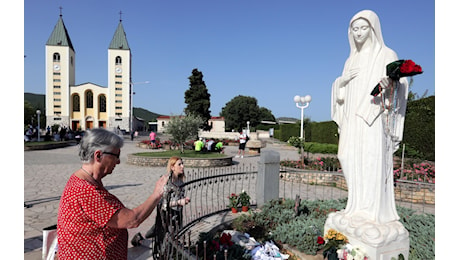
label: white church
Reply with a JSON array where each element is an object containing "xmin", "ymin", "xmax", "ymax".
[{"xmin": 45, "ymin": 13, "xmax": 133, "ymax": 132}]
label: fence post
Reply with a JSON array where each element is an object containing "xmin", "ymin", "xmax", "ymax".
[{"xmin": 256, "ymin": 150, "xmax": 280, "ymax": 207}]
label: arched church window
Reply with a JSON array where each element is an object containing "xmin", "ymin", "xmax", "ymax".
[
  {"xmin": 53, "ymin": 53, "xmax": 60, "ymax": 62},
  {"xmin": 99, "ymin": 95, "xmax": 106, "ymax": 112},
  {"xmin": 72, "ymin": 94, "xmax": 80, "ymax": 111},
  {"xmin": 115, "ymin": 56, "xmax": 122, "ymax": 65},
  {"xmin": 86, "ymin": 91, "xmax": 93, "ymax": 108}
]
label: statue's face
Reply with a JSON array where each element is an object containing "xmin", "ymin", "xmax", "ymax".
[{"xmin": 351, "ymin": 18, "xmax": 371, "ymax": 45}]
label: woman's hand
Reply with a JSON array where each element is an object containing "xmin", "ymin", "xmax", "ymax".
[
  {"xmin": 177, "ymin": 197, "xmax": 190, "ymax": 206},
  {"xmin": 340, "ymin": 68, "xmax": 359, "ymax": 87},
  {"xmin": 379, "ymin": 76, "xmax": 391, "ymax": 89},
  {"xmin": 153, "ymin": 174, "xmax": 169, "ymax": 198}
]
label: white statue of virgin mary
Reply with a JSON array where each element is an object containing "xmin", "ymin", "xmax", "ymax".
[{"xmin": 327, "ymin": 10, "xmax": 409, "ymax": 248}]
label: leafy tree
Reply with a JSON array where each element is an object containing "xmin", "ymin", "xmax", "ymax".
[
  {"xmin": 220, "ymin": 95, "xmax": 261, "ymax": 131},
  {"xmin": 24, "ymin": 101, "xmax": 35, "ymax": 127},
  {"xmin": 259, "ymin": 107, "xmax": 276, "ymax": 122},
  {"xmin": 184, "ymin": 68, "xmax": 211, "ymax": 130},
  {"xmin": 165, "ymin": 114, "xmax": 204, "ymax": 153},
  {"xmin": 24, "ymin": 100, "xmax": 45, "ymax": 130}
]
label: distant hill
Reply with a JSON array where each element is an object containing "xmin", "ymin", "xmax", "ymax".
[
  {"xmin": 133, "ymin": 107, "xmax": 162, "ymax": 122},
  {"xmin": 24, "ymin": 93, "xmax": 45, "ymax": 111},
  {"xmin": 24, "ymin": 93, "xmax": 163, "ymax": 122}
]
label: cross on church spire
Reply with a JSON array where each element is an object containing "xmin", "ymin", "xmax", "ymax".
[
  {"xmin": 59, "ymin": 6, "xmax": 63, "ymax": 17},
  {"xmin": 119, "ymin": 11, "xmax": 122, "ymax": 22}
]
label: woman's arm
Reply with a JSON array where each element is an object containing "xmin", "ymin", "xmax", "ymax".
[
  {"xmin": 169, "ymin": 197, "xmax": 190, "ymax": 207},
  {"xmin": 107, "ymin": 174, "xmax": 168, "ymax": 229}
]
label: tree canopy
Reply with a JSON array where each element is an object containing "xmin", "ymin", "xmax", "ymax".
[
  {"xmin": 220, "ymin": 95, "xmax": 274, "ymax": 131},
  {"xmin": 165, "ymin": 114, "xmax": 204, "ymax": 153}
]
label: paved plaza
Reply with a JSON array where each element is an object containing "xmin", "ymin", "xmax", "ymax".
[{"xmin": 24, "ymin": 137, "xmax": 300, "ymax": 260}]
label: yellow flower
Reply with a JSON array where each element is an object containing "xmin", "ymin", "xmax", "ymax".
[
  {"xmin": 336, "ymin": 233, "xmax": 345, "ymax": 241},
  {"xmin": 327, "ymin": 229, "xmax": 337, "ymax": 237}
]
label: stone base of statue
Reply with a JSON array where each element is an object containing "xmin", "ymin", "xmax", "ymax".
[
  {"xmin": 325, "ymin": 211, "xmax": 409, "ymax": 260},
  {"xmin": 246, "ymin": 140, "xmax": 262, "ymax": 155},
  {"xmin": 246, "ymin": 133, "xmax": 264, "ymax": 155}
]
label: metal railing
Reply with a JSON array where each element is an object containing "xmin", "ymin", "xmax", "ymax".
[
  {"xmin": 157, "ymin": 159, "xmax": 435, "ymax": 259},
  {"xmin": 179, "ymin": 163, "xmax": 258, "ymax": 236}
]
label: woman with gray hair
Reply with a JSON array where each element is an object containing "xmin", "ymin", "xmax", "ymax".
[{"xmin": 57, "ymin": 128, "xmax": 168, "ymax": 259}]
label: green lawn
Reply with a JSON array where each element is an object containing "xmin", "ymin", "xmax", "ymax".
[{"xmin": 133, "ymin": 150, "xmax": 228, "ymax": 158}]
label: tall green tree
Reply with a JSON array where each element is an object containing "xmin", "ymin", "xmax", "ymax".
[
  {"xmin": 165, "ymin": 114, "xmax": 204, "ymax": 153},
  {"xmin": 184, "ymin": 68, "xmax": 211, "ymax": 130},
  {"xmin": 259, "ymin": 107, "xmax": 276, "ymax": 122},
  {"xmin": 220, "ymin": 95, "xmax": 261, "ymax": 131}
]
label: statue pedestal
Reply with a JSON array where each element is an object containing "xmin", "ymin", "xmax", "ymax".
[
  {"xmin": 246, "ymin": 133, "xmax": 264, "ymax": 155},
  {"xmin": 246, "ymin": 140, "xmax": 262, "ymax": 155},
  {"xmin": 325, "ymin": 211, "xmax": 409, "ymax": 260}
]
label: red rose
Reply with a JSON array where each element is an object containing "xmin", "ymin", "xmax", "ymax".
[
  {"xmin": 219, "ymin": 233, "xmax": 233, "ymax": 246},
  {"xmin": 317, "ymin": 236, "xmax": 325, "ymax": 244},
  {"xmin": 400, "ymin": 60, "xmax": 416, "ymax": 74}
]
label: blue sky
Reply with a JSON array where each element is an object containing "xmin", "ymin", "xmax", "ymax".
[{"xmin": 23, "ymin": 0, "xmax": 435, "ymax": 122}]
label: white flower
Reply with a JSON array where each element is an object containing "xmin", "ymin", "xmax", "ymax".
[{"xmin": 351, "ymin": 247, "xmax": 366, "ymax": 260}]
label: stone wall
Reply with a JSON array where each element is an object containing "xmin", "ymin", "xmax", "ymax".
[
  {"xmin": 281, "ymin": 171, "xmax": 435, "ymax": 205},
  {"xmin": 127, "ymin": 154, "xmax": 233, "ymax": 167}
]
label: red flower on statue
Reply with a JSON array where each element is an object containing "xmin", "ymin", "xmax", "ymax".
[
  {"xmin": 399, "ymin": 59, "xmax": 422, "ymax": 75},
  {"xmin": 371, "ymin": 59, "xmax": 423, "ymax": 96}
]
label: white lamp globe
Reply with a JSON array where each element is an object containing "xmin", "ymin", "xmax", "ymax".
[
  {"xmin": 305, "ymin": 95, "xmax": 312, "ymax": 103},
  {"xmin": 294, "ymin": 95, "xmax": 301, "ymax": 103}
]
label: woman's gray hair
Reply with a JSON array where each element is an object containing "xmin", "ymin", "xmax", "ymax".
[{"xmin": 79, "ymin": 128, "xmax": 124, "ymax": 162}]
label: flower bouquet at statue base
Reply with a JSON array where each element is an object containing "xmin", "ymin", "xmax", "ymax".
[{"xmin": 370, "ymin": 59, "xmax": 423, "ymax": 96}]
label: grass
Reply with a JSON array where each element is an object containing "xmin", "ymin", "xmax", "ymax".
[
  {"xmin": 24, "ymin": 140, "xmax": 74, "ymax": 147},
  {"xmin": 133, "ymin": 149, "xmax": 228, "ymax": 158}
]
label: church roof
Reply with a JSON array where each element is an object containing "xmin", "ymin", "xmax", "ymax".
[
  {"xmin": 46, "ymin": 15, "xmax": 74, "ymax": 51},
  {"xmin": 109, "ymin": 21, "xmax": 130, "ymax": 50}
]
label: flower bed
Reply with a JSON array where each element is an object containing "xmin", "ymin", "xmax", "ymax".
[
  {"xmin": 193, "ymin": 198, "xmax": 434, "ymax": 259},
  {"xmin": 281, "ymin": 157, "xmax": 435, "ymax": 184}
]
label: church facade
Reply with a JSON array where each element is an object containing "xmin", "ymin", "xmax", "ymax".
[{"xmin": 45, "ymin": 14, "xmax": 132, "ymax": 132}]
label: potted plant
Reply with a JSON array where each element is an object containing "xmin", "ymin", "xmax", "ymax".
[
  {"xmin": 228, "ymin": 193, "xmax": 239, "ymax": 213},
  {"xmin": 238, "ymin": 190, "xmax": 251, "ymax": 212}
]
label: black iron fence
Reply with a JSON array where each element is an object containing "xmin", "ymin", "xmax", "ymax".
[{"xmin": 156, "ymin": 153, "xmax": 435, "ymax": 259}]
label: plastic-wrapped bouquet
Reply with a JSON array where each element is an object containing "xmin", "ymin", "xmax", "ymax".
[
  {"xmin": 337, "ymin": 244, "xmax": 369, "ymax": 260},
  {"xmin": 371, "ymin": 59, "xmax": 423, "ymax": 96}
]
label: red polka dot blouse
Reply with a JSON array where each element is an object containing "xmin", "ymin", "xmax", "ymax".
[{"xmin": 57, "ymin": 174, "xmax": 128, "ymax": 259}]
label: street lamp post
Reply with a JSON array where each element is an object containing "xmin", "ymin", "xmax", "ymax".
[
  {"xmin": 36, "ymin": 110, "xmax": 41, "ymax": 142},
  {"xmin": 293, "ymin": 95, "xmax": 312, "ymax": 167},
  {"xmin": 129, "ymin": 81, "xmax": 150, "ymax": 133}
]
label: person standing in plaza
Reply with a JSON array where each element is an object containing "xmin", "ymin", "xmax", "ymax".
[
  {"xmin": 145, "ymin": 156, "xmax": 191, "ymax": 258},
  {"xmin": 57, "ymin": 128, "xmax": 168, "ymax": 259},
  {"xmin": 236, "ymin": 131, "xmax": 247, "ymax": 158},
  {"xmin": 149, "ymin": 131, "xmax": 157, "ymax": 148}
]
